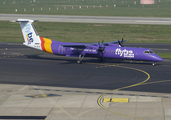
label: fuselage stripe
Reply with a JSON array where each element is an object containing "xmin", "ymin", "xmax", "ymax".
[
  {"xmin": 40, "ymin": 37, "xmax": 53, "ymax": 54},
  {"xmin": 40, "ymin": 37, "xmax": 46, "ymax": 52},
  {"xmin": 43, "ymin": 38, "xmax": 53, "ymax": 54}
]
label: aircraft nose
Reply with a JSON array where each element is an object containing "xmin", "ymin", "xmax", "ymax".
[{"xmin": 151, "ymin": 54, "xmax": 163, "ymax": 62}]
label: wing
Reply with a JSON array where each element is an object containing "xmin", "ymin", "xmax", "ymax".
[
  {"xmin": 61, "ymin": 44, "xmax": 99, "ymax": 55},
  {"xmin": 103, "ymin": 40, "xmax": 126, "ymax": 46},
  {"xmin": 61, "ymin": 43, "xmax": 98, "ymax": 49},
  {"xmin": 60, "ymin": 39, "xmax": 126, "ymax": 48},
  {"xmin": 61, "ymin": 44, "xmax": 87, "ymax": 48}
]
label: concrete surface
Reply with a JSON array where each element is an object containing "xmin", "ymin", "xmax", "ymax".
[{"xmin": 0, "ymin": 84, "xmax": 171, "ymax": 120}]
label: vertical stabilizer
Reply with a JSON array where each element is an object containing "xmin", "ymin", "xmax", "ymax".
[{"xmin": 16, "ymin": 19, "xmax": 42, "ymax": 50}]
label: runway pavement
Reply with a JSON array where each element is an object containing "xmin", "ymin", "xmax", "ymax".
[
  {"xmin": 1, "ymin": 14, "xmax": 171, "ymax": 25},
  {"xmin": 0, "ymin": 43, "xmax": 171, "ymax": 120}
]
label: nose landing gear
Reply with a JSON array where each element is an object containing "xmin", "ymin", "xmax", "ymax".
[{"xmin": 152, "ymin": 62, "xmax": 156, "ymax": 66}]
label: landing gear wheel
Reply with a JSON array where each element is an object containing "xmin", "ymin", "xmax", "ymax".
[
  {"xmin": 77, "ymin": 55, "xmax": 84, "ymax": 64},
  {"xmin": 98, "ymin": 58, "xmax": 103, "ymax": 62},
  {"xmin": 152, "ymin": 62, "xmax": 156, "ymax": 66},
  {"xmin": 77, "ymin": 60, "xmax": 82, "ymax": 64}
]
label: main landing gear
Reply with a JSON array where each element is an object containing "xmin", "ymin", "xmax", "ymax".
[
  {"xmin": 152, "ymin": 62, "xmax": 156, "ymax": 66},
  {"xmin": 77, "ymin": 55, "xmax": 84, "ymax": 64},
  {"xmin": 98, "ymin": 58, "xmax": 103, "ymax": 62}
]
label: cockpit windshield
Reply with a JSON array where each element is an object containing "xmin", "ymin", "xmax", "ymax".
[{"xmin": 144, "ymin": 50, "xmax": 155, "ymax": 54}]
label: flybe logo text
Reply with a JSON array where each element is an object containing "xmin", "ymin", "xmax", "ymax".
[
  {"xmin": 25, "ymin": 24, "xmax": 34, "ymax": 45},
  {"xmin": 115, "ymin": 48, "xmax": 134, "ymax": 58},
  {"xmin": 26, "ymin": 33, "xmax": 33, "ymax": 45}
]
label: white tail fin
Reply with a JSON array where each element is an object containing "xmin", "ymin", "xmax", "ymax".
[{"xmin": 16, "ymin": 19, "xmax": 42, "ymax": 50}]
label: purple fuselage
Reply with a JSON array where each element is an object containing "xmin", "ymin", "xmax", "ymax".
[{"xmin": 49, "ymin": 40, "xmax": 163, "ymax": 62}]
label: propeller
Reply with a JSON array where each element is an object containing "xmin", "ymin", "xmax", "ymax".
[
  {"xmin": 118, "ymin": 38, "xmax": 124, "ymax": 47},
  {"xmin": 97, "ymin": 40, "xmax": 105, "ymax": 62}
]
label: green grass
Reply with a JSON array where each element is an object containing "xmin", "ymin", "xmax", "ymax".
[
  {"xmin": 156, "ymin": 53, "xmax": 171, "ymax": 59},
  {"xmin": 1, "ymin": 21, "xmax": 171, "ymax": 43},
  {"xmin": 0, "ymin": 0, "xmax": 171, "ymax": 17}
]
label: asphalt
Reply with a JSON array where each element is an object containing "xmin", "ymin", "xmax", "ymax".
[
  {"xmin": 0, "ymin": 43, "xmax": 171, "ymax": 120},
  {"xmin": 1, "ymin": 14, "xmax": 171, "ymax": 25},
  {"xmin": 0, "ymin": 43, "xmax": 171, "ymax": 93}
]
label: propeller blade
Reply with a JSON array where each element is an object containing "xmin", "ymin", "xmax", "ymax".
[
  {"xmin": 121, "ymin": 38, "xmax": 124, "ymax": 44},
  {"xmin": 118, "ymin": 38, "xmax": 124, "ymax": 47},
  {"xmin": 97, "ymin": 40, "xmax": 105, "ymax": 62},
  {"xmin": 118, "ymin": 40, "xmax": 121, "ymax": 46}
]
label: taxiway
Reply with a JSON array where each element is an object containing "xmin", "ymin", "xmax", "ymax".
[{"xmin": 0, "ymin": 43, "xmax": 171, "ymax": 120}]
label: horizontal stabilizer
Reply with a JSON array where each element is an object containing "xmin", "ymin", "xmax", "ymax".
[{"xmin": 15, "ymin": 19, "xmax": 39, "ymax": 22}]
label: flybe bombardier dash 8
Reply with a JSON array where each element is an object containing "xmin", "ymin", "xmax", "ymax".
[{"xmin": 16, "ymin": 19, "xmax": 163, "ymax": 66}]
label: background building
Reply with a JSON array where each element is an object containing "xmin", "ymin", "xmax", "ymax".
[{"xmin": 140, "ymin": 0, "xmax": 155, "ymax": 4}]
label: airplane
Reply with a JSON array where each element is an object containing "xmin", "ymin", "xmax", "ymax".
[{"xmin": 15, "ymin": 19, "xmax": 163, "ymax": 66}]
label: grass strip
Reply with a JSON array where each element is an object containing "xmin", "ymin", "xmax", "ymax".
[
  {"xmin": 156, "ymin": 53, "xmax": 171, "ymax": 59},
  {"xmin": 0, "ymin": 21, "xmax": 171, "ymax": 43}
]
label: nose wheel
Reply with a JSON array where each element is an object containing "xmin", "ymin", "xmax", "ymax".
[
  {"xmin": 77, "ymin": 60, "xmax": 82, "ymax": 64},
  {"xmin": 152, "ymin": 62, "xmax": 156, "ymax": 66}
]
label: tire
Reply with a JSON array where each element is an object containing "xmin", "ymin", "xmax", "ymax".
[
  {"xmin": 77, "ymin": 60, "xmax": 82, "ymax": 64},
  {"xmin": 152, "ymin": 62, "xmax": 156, "ymax": 66}
]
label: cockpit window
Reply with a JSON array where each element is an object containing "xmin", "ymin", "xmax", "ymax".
[
  {"xmin": 144, "ymin": 50, "xmax": 155, "ymax": 54},
  {"xmin": 144, "ymin": 51, "xmax": 149, "ymax": 54},
  {"xmin": 149, "ymin": 51, "xmax": 154, "ymax": 53}
]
